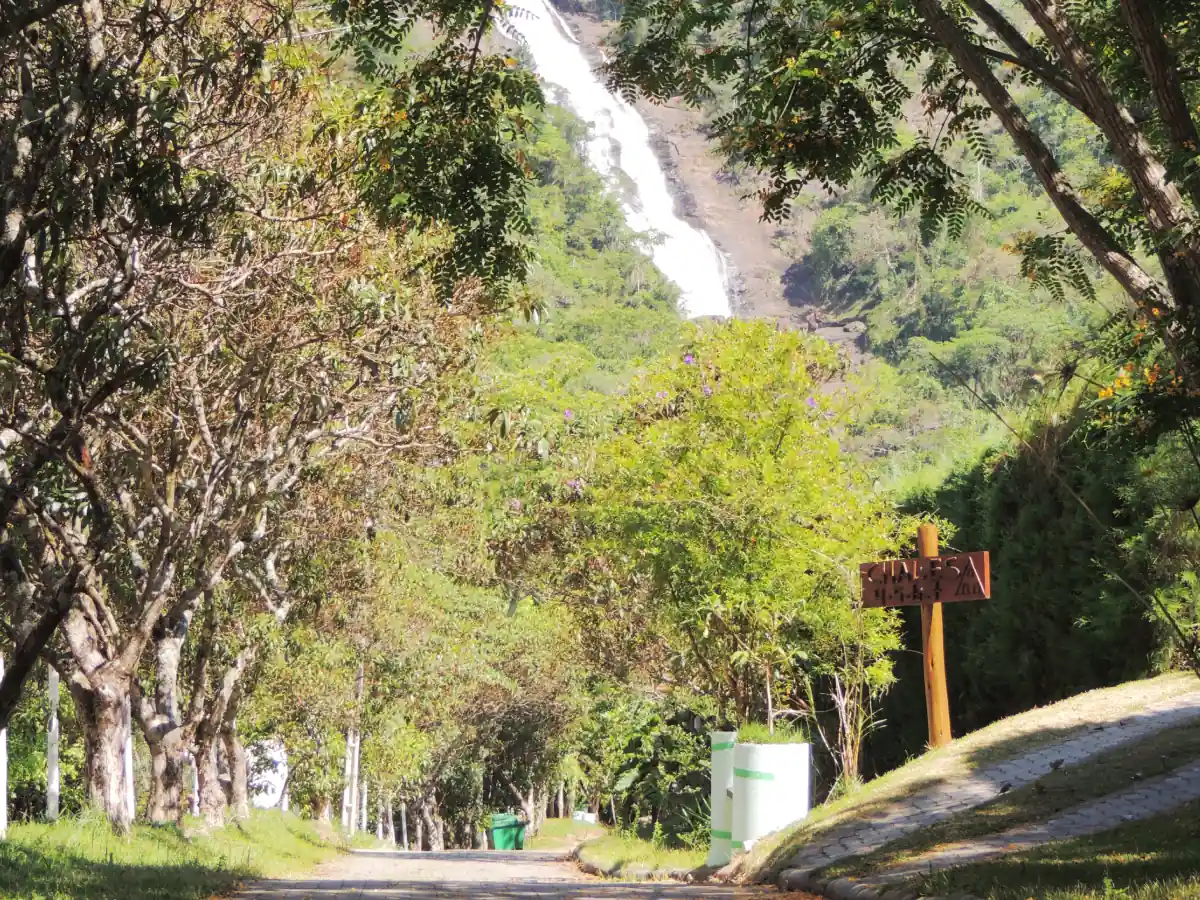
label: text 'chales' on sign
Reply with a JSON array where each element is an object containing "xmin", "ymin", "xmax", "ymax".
[{"xmin": 859, "ymin": 551, "xmax": 991, "ymax": 609}]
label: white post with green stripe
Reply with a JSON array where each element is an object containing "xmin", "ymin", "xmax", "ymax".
[
  {"xmin": 705, "ymin": 731, "xmax": 736, "ymax": 867},
  {"xmin": 731, "ymin": 741, "xmax": 811, "ymax": 852}
]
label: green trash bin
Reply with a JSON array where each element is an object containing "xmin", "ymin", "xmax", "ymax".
[{"xmin": 487, "ymin": 813, "xmax": 526, "ymax": 850}]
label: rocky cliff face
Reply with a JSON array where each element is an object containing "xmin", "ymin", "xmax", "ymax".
[{"xmin": 562, "ymin": 11, "xmax": 866, "ymax": 355}]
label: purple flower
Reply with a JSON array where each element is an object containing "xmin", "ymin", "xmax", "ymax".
[
  {"xmin": 702, "ymin": 384, "xmax": 713, "ymax": 397},
  {"xmin": 564, "ymin": 409, "xmax": 574, "ymax": 421},
  {"xmin": 683, "ymin": 353, "xmax": 695, "ymax": 365},
  {"xmin": 806, "ymin": 396, "xmax": 818, "ymax": 408},
  {"xmin": 656, "ymin": 390, "xmax": 669, "ymax": 400}
]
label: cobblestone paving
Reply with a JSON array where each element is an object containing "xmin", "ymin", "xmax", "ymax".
[
  {"xmin": 870, "ymin": 758, "xmax": 1200, "ymax": 883},
  {"xmin": 237, "ymin": 850, "xmax": 774, "ymax": 899},
  {"xmin": 788, "ymin": 690, "xmax": 1200, "ymax": 872}
]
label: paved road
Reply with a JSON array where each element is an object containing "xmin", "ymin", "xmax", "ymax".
[{"xmin": 238, "ymin": 850, "xmax": 777, "ymax": 899}]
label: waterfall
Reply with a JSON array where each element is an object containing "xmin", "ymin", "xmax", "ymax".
[{"xmin": 506, "ymin": 0, "xmax": 733, "ymax": 319}]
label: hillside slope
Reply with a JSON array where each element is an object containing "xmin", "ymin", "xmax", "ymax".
[{"xmin": 735, "ymin": 674, "xmax": 1200, "ymax": 899}]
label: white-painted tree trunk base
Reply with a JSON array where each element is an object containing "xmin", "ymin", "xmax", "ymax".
[
  {"xmin": 731, "ymin": 742, "xmax": 811, "ymax": 852},
  {"xmin": 360, "ymin": 778, "xmax": 368, "ymax": 833},
  {"xmin": 122, "ymin": 697, "xmax": 135, "ymax": 822},
  {"xmin": 706, "ymin": 731, "xmax": 736, "ymax": 867},
  {"xmin": 46, "ymin": 666, "xmax": 59, "ymax": 821},
  {"xmin": 190, "ymin": 754, "xmax": 200, "ymax": 817}
]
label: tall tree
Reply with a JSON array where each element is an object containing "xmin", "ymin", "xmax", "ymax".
[
  {"xmin": 564, "ymin": 323, "xmax": 912, "ymax": 780},
  {"xmin": 605, "ymin": 0, "xmax": 1200, "ymax": 402}
]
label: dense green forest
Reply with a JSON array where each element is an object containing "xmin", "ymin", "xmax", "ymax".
[{"xmin": 3, "ymin": 0, "xmax": 1200, "ymax": 875}]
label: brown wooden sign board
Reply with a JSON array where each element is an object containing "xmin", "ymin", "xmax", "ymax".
[{"xmin": 859, "ymin": 551, "xmax": 991, "ymax": 609}]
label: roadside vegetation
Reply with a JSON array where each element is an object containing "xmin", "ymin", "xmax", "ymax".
[
  {"xmin": 576, "ymin": 832, "xmax": 707, "ymax": 879},
  {"xmin": 5, "ymin": 0, "xmax": 1200, "ymax": 899},
  {"xmin": 0, "ymin": 812, "xmax": 340, "ymax": 900}
]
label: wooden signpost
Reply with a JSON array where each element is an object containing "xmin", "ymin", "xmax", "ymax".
[{"xmin": 859, "ymin": 524, "xmax": 991, "ymax": 748}]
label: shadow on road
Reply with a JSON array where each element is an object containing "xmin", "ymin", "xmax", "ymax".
[
  {"xmin": 349, "ymin": 850, "xmax": 570, "ymax": 863},
  {"xmin": 239, "ymin": 882, "xmax": 762, "ymax": 898}
]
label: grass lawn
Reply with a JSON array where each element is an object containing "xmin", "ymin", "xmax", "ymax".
[
  {"xmin": 525, "ymin": 817, "xmax": 606, "ymax": 851},
  {"xmin": 822, "ymin": 717, "xmax": 1200, "ymax": 878},
  {"xmin": 0, "ymin": 809, "xmax": 343, "ymax": 899},
  {"xmin": 736, "ymin": 672, "xmax": 1200, "ymax": 882},
  {"xmin": 923, "ymin": 799, "xmax": 1200, "ymax": 899},
  {"xmin": 578, "ymin": 832, "xmax": 707, "ymax": 878}
]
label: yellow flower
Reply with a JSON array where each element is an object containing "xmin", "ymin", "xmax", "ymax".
[{"xmin": 1099, "ymin": 386, "xmax": 1114, "ymax": 399}]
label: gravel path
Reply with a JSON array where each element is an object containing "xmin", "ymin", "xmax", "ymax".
[{"xmin": 238, "ymin": 849, "xmax": 777, "ymax": 899}]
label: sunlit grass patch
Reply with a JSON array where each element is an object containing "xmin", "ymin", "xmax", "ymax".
[{"xmin": 0, "ymin": 809, "xmax": 342, "ymax": 899}]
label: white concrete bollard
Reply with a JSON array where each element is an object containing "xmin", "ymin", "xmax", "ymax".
[
  {"xmin": 706, "ymin": 730, "xmax": 737, "ymax": 867},
  {"xmin": 731, "ymin": 742, "xmax": 811, "ymax": 853}
]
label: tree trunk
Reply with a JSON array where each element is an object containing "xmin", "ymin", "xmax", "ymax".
[
  {"xmin": 122, "ymin": 697, "xmax": 136, "ymax": 821},
  {"xmin": 912, "ymin": 0, "xmax": 1169, "ymax": 309},
  {"xmin": 420, "ymin": 794, "xmax": 444, "ymax": 851},
  {"xmin": 348, "ymin": 731, "xmax": 361, "ymax": 834},
  {"xmin": 69, "ymin": 669, "xmax": 133, "ymax": 832},
  {"xmin": 1018, "ymin": 0, "xmax": 1200, "ymax": 314},
  {"xmin": 557, "ymin": 782, "xmax": 564, "ymax": 819},
  {"xmin": 0, "ymin": 571, "xmax": 77, "ymax": 734},
  {"xmin": 400, "ymin": 801, "xmax": 409, "ymax": 850},
  {"xmin": 341, "ymin": 729, "xmax": 355, "ymax": 830},
  {"xmin": 318, "ymin": 796, "xmax": 332, "ymax": 823},
  {"xmin": 385, "ymin": 795, "xmax": 394, "ymax": 843},
  {"xmin": 146, "ymin": 736, "xmax": 185, "ymax": 825},
  {"xmin": 196, "ymin": 734, "xmax": 226, "ymax": 828},
  {"xmin": 46, "ymin": 664, "xmax": 59, "ymax": 821},
  {"xmin": 376, "ymin": 791, "xmax": 384, "ymax": 840},
  {"xmin": 189, "ymin": 753, "xmax": 200, "ymax": 817},
  {"xmin": 360, "ymin": 776, "xmax": 368, "ymax": 834},
  {"xmin": 1118, "ymin": 0, "xmax": 1200, "ymax": 214},
  {"xmin": 766, "ymin": 664, "xmax": 775, "ymax": 734},
  {"xmin": 277, "ymin": 762, "xmax": 292, "ymax": 814},
  {"xmin": 223, "ymin": 709, "xmax": 250, "ymax": 822},
  {"xmin": 139, "ymin": 608, "xmax": 194, "ymax": 826},
  {"xmin": 0, "ymin": 655, "xmax": 7, "ymax": 838},
  {"xmin": 414, "ymin": 808, "xmax": 424, "ymax": 851}
]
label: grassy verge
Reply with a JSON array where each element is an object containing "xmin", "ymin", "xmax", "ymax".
[
  {"xmin": 0, "ymin": 809, "xmax": 343, "ymax": 899},
  {"xmin": 577, "ymin": 833, "xmax": 707, "ymax": 879},
  {"xmin": 923, "ymin": 799, "xmax": 1200, "ymax": 900},
  {"xmin": 822, "ymin": 718, "xmax": 1200, "ymax": 878},
  {"xmin": 525, "ymin": 817, "xmax": 606, "ymax": 851},
  {"xmin": 737, "ymin": 672, "xmax": 1199, "ymax": 882}
]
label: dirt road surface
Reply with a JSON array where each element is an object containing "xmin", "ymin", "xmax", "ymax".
[{"xmin": 237, "ymin": 849, "xmax": 779, "ymax": 899}]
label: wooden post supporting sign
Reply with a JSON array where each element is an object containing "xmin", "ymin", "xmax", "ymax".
[
  {"xmin": 859, "ymin": 526, "xmax": 991, "ymax": 749},
  {"xmin": 918, "ymin": 524, "xmax": 952, "ymax": 748}
]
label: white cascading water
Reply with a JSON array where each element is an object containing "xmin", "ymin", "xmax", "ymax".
[{"xmin": 506, "ymin": 0, "xmax": 733, "ymax": 319}]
